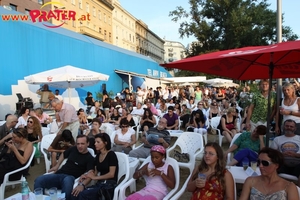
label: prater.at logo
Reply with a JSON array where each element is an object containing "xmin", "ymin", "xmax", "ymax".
[{"xmin": 1, "ymin": 1, "xmax": 90, "ymax": 28}]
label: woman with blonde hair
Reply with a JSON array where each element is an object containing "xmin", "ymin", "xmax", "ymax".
[
  {"xmin": 217, "ymin": 107, "xmax": 237, "ymax": 143},
  {"xmin": 278, "ymin": 82, "xmax": 300, "ymax": 135}
]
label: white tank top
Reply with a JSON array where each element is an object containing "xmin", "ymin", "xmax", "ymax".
[{"xmin": 281, "ymin": 97, "xmax": 300, "ymax": 123}]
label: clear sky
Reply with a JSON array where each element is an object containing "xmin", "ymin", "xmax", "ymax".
[{"xmin": 119, "ymin": 0, "xmax": 300, "ymax": 47}]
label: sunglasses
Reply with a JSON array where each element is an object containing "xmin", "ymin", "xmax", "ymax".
[
  {"xmin": 198, "ymin": 103, "xmax": 203, "ymax": 105},
  {"xmin": 257, "ymin": 159, "xmax": 273, "ymax": 167},
  {"xmin": 27, "ymin": 120, "xmax": 33, "ymax": 124},
  {"xmin": 121, "ymin": 125, "xmax": 129, "ymax": 128}
]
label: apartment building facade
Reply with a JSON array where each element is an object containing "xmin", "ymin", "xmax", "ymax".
[
  {"xmin": 164, "ymin": 40, "xmax": 186, "ymax": 64},
  {"xmin": 1, "ymin": 0, "xmax": 166, "ymax": 63}
]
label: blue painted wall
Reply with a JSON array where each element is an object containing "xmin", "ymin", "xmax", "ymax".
[{"xmin": 0, "ymin": 7, "xmax": 170, "ymax": 98}]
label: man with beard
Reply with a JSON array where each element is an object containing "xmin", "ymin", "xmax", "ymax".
[
  {"xmin": 128, "ymin": 118, "xmax": 170, "ymax": 158},
  {"xmin": 270, "ymin": 119, "xmax": 300, "ymax": 185}
]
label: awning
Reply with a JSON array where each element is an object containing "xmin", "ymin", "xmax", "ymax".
[{"xmin": 114, "ymin": 69, "xmax": 173, "ymax": 82}]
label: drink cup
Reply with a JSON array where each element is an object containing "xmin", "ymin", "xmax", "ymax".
[
  {"xmin": 49, "ymin": 187, "xmax": 57, "ymax": 200},
  {"xmin": 251, "ymin": 161, "xmax": 257, "ymax": 171},
  {"xmin": 34, "ymin": 188, "xmax": 43, "ymax": 200},
  {"xmin": 242, "ymin": 161, "xmax": 249, "ymax": 171},
  {"xmin": 198, "ymin": 173, "xmax": 206, "ymax": 181}
]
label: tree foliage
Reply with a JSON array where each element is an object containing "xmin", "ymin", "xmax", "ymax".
[{"xmin": 169, "ymin": 0, "xmax": 298, "ymax": 57}]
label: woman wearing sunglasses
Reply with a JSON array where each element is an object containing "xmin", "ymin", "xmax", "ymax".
[
  {"xmin": 26, "ymin": 116, "xmax": 42, "ymax": 166},
  {"xmin": 0, "ymin": 128, "xmax": 33, "ymax": 184},
  {"xmin": 239, "ymin": 147, "xmax": 298, "ymax": 200},
  {"xmin": 111, "ymin": 118, "xmax": 136, "ymax": 154}
]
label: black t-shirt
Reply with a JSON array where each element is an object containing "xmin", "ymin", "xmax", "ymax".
[
  {"xmin": 95, "ymin": 151, "xmax": 118, "ymax": 182},
  {"xmin": 56, "ymin": 146, "xmax": 94, "ymax": 178},
  {"xmin": 85, "ymin": 97, "xmax": 94, "ymax": 106}
]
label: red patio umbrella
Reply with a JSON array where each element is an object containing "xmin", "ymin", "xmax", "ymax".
[
  {"xmin": 161, "ymin": 40, "xmax": 300, "ymax": 80},
  {"xmin": 161, "ymin": 40, "xmax": 300, "ymax": 146}
]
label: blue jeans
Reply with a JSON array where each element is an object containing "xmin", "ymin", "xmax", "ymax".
[
  {"xmin": 234, "ymin": 148, "xmax": 258, "ymax": 166},
  {"xmin": 34, "ymin": 173, "xmax": 75, "ymax": 200}
]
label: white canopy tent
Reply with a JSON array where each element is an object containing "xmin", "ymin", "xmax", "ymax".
[
  {"xmin": 202, "ymin": 78, "xmax": 233, "ymax": 84},
  {"xmin": 24, "ymin": 65, "xmax": 109, "ymax": 103}
]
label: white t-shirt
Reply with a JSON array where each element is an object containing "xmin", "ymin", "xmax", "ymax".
[
  {"xmin": 271, "ymin": 135, "xmax": 300, "ymax": 153},
  {"xmin": 115, "ymin": 128, "xmax": 135, "ymax": 143},
  {"xmin": 131, "ymin": 108, "xmax": 144, "ymax": 116}
]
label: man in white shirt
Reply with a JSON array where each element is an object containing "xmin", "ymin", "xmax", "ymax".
[
  {"xmin": 136, "ymin": 86, "xmax": 144, "ymax": 104},
  {"xmin": 55, "ymin": 89, "xmax": 63, "ymax": 101},
  {"xmin": 131, "ymin": 102, "xmax": 144, "ymax": 117},
  {"xmin": 271, "ymin": 119, "xmax": 300, "ymax": 185}
]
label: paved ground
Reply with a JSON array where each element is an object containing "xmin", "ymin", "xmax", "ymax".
[{"xmin": 4, "ymin": 133, "xmax": 230, "ymax": 199}]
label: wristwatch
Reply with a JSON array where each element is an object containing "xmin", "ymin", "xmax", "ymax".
[{"xmin": 78, "ymin": 182, "xmax": 85, "ymax": 189}]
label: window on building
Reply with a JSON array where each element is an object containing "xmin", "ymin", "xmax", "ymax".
[
  {"xmin": 93, "ymin": 7, "xmax": 96, "ymax": 17},
  {"xmin": 71, "ymin": 0, "xmax": 75, "ymax": 5},
  {"xmin": 104, "ymin": 30, "xmax": 107, "ymax": 40},
  {"xmin": 86, "ymin": 3, "xmax": 89, "ymax": 13},
  {"xmin": 79, "ymin": 0, "xmax": 82, "ymax": 9},
  {"xmin": 108, "ymin": 16, "xmax": 111, "ymax": 25},
  {"xmin": 72, "ymin": 20, "xmax": 76, "ymax": 27},
  {"xmin": 99, "ymin": 27, "xmax": 102, "ymax": 33},
  {"xmin": 25, "ymin": 9, "xmax": 30, "ymax": 15},
  {"xmin": 87, "ymin": 21, "xmax": 90, "ymax": 28},
  {"xmin": 98, "ymin": 11, "xmax": 101, "ymax": 20},
  {"xmin": 109, "ymin": 32, "xmax": 111, "ymax": 42},
  {"xmin": 104, "ymin": 13, "xmax": 106, "ymax": 23},
  {"xmin": 9, "ymin": 4, "xmax": 17, "ymax": 11}
]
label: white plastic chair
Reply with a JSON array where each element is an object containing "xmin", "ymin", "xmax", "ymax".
[
  {"xmin": 167, "ymin": 132, "xmax": 204, "ymax": 173},
  {"xmin": 42, "ymin": 127, "xmax": 50, "ymax": 136},
  {"xmin": 279, "ymin": 173, "xmax": 298, "ymax": 183},
  {"xmin": 297, "ymin": 186, "xmax": 300, "ymax": 198},
  {"xmin": 170, "ymin": 173, "xmax": 192, "ymax": 200},
  {"xmin": 41, "ymin": 133, "xmax": 57, "ymax": 172},
  {"xmin": 0, "ymin": 147, "xmax": 36, "ymax": 200},
  {"xmin": 210, "ymin": 116, "xmax": 225, "ymax": 146},
  {"xmin": 226, "ymin": 133, "xmax": 242, "ymax": 165},
  {"xmin": 118, "ymin": 156, "xmax": 180, "ymax": 200}
]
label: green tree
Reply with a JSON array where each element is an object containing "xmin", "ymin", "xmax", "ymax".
[{"xmin": 169, "ymin": 0, "xmax": 298, "ymax": 57}]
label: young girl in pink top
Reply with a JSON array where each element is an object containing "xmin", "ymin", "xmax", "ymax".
[{"xmin": 126, "ymin": 145, "xmax": 175, "ymax": 200}]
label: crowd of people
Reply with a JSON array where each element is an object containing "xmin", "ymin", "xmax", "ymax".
[{"xmin": 1, "ymin": 79, "xmax": 300, "ymax": 199}]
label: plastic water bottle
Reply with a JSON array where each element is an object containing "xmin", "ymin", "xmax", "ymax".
[{"xmin": 21, "ymin": 177, "xmax": 29, "ymax": 200}]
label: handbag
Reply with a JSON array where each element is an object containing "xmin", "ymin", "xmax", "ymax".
[
  {"xmin": 170, "ymin": 150, "xmax": 190, "ymax": 163},
  {"xmin": 97, "ymin": 180, "xmax": 117, "ymax": 200}
]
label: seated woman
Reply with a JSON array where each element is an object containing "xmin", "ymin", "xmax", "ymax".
[
  {"xmin": 126, "ymin": 145, "xmax": 176, "ymax": 200},
  {"xmin": 48, "ymin": 129, "xmax": 75, "ymax": 168},
  {"xmin": 26, "ymin": 116, "xmax": 42, "ymax": 166},
  {"xmin": 187, "ymin": 110, "xmax": 207, "ymax": 135},
  {"xmin": 107, "ymin": 108, "xmax": 121, "ymax": 124},
  {"xmin": 111, "ymin": 118, "xmax": 136, "ymax": 154},
  {"xmin": 15, "ymin": 107, "xmax": 30, "ymax": 128},
  {"xmin": 225, "ymin": 125, "xmax": 266, "ymax": 166},
  {"xmin": 174, "ymin": 103, "xmax": 181, "ymax": 116},
  {"xmin": 34, "ymin": 108, "xmax": 53, "ymax": 127},
  {"xmin": 95, "ymin": 109, "xmax": 106, "ymax": 123},
  {"xmin": 0, "ymin": 128, "xmax": 33, "ymax": 184},
  {"xmin": 239, "ymin": 147, "xmax": 298, "ymax": 200},
  {"xmin": 84, "ymin": 118, "xmax": 104, "ymax": 150},
  {"xmin": 71, "ymin": 133, "xmax": 118, "ymax": 200},
  {"xmin": 217, "ymin": 107, "xmax": 238, "ymax": 143},
  {"xmin": 116, "ymin": 108, "xmax": 135, "ymax": 127},
  {"xmin": 209, "ymin": 102, "xmax": 221, "ymax": 119},
  {"xmin": 78, "ymin": 108, "xmax": 89, "ymax": 135},
  {"xmin": 139, "ymin": 108, "xmax": 156, "ymax": 132},
  {"xmin": 180, "ymin": 104, "xmax": 191, "ymax": 128},
  {"xmin": 155, "ymin": 98, "xmax": 161, "ymax": 109},
  {"xmin": 159, "ymin": 99, "xmax": 168, "ymax": 114},
  {"xmin": 187, "ymin": 142, "xmax": 234, "ymax": 200}
]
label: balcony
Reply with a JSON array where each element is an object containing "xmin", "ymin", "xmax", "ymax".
[{"xmin": 79, "ymin": 26, "xmax": 104, "ymax": 41}]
